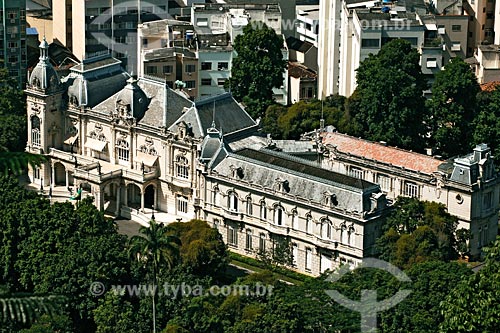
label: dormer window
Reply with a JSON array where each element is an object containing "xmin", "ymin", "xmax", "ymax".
[
  {"xmin": 323, "ymin": 192, "xmax": 338, "ymax": 207},
  {"xmin": 274, "ymin": 178, "xmax": 290, "ymax": 193},
  {"xmin": 274, "ymin": 205, "xmax": 284, "ymax": 226},
  {"xmin": 230, "ymin": 165, "xmax": 244, "ymax": 179}
]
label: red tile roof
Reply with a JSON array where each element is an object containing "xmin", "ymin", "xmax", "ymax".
[
  {"xmin": 322, "ymin": 132, "xmax": 443, "ymax": 174},
  {"xmin": 480, "ymin": 81, "xmax": 500, "ymax": 92}
]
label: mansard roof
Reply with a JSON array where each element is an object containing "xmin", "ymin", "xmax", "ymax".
[
  {"xmin": 210, "ymin": 148, "xmax": 381, "ymax": 214},
  {"xmin": 168, "ymin": 93, "xmax": 257, "ymax": 138},
  {"xmin": 93, "ymin": 76, "xmax": 193, "ymax": 127},
  {"xmin": 322, "ymin": 132, "xmax": 443, "ymax": 174}
]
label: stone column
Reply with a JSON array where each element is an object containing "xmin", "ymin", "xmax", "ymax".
[
  {"xmin": 65, "ymin": 170, "xmax": 69, "ymax": 188},
  {"xmin": 124, "ymin": 184, "xmax": 128, "ymax": 207},
  {"xmin": 51, "ymin": 163, "xmax": 55, "ymax": 188},
  {"xmin": 115, "ymin": 185, "xmax": 121, "ymax": 215},
  {"xmin": 95, "ymin": 186, "xmax": 104, "ymax": 211},
  {"xmin": 140, "ymin": 188, "xmax": 145, "ymax": 212}
]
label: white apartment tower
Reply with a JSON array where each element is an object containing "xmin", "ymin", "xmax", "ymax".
[{"xmin": 317, "ymin": 0, "xmax": 341, "ymax": 98}]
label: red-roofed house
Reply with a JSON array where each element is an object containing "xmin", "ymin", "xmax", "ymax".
[{"xmin": 321, "ymin": 132, "xmax": 500, "ymax": 257}]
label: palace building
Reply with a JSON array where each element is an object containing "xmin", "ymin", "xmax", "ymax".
[{"xmin": 26, "ymin": 40, "xmax": 390, "ymax": 276}]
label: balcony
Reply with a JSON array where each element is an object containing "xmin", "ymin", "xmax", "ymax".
[
  {"xmin": 423, "ymin": 38, "xmax": 442, "ymax": 48},
  {"xmin": 122, "ymin": 168, "xmax": 159, "ymax": 183}
]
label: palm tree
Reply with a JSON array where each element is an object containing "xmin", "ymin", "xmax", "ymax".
[{"xmin": 128, "ymin": 219, "xmax": 181, "ymax": 333}]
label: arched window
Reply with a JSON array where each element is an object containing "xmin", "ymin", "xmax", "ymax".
[
  {"xmin": 341, "ymin": 224, "xmax": 348, "ymax": 244},
  {"xmin": 176, "ymin": 155, "xmax": 189, "ymax": 179},
  {"xmin": 31, "ymin": 116, "xmax": 41, "ymax": 147},
  {"xmin": 321, "ymin": 219, "xmax": 332, "ymax": 240},
  {"xmin": 291, "ymin": 210, "xmax": 298, "ymax": 230},
  {"xmin": 228, "ymin": 191, "xmax": 238, "ymax": 212},
  {"xmin": 245, "ymin": 229, "xmax": 253, "ymax": 250},
  {"xmin": 259, "ymin": 233, "xmax": 266, "ymax": 253},
  {"xmin": 116, "ymin": 138, "xmax": 129, "ymax": 162},
  {"xmin": 348, "ymin": 225, "xmax": 355, "ymax": 246},
  {"xmin": 274, "ymin": 205, "xmax": 284, "ymax": 226},
  {"xmin": 246, "ymin": 196, "xmax": 253, "ymax": 215},
  {"xmin": 213, "ymin": 186, "xmax": 220, "ymax": 206},
  {"xmin": 306, "ymin": 214, "xmax": 313, "ymax": 234},
  {"xmin": 260, "ymin": 201, "xmax": 267, "ymax": 220}
]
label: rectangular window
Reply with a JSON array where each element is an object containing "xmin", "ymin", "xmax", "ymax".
[
  {"xmin": 217, "ymin": 78, "xmax": 227, "ymax": 86},
  {"xmin": 33, "ymin": 167, "xmax": 41, "ymax": 180},
  {"xmin": 377, "ymin": 174, "xmax": 391, "ymax": 191},
  {"xmin": 228, "ymin": 226, "xmax": 238, "ymax": 246},
  {"xmin": 185, "ymin": 64, "xmax": 196, "ymax": 73},
  {"xmin": 305, "ymin": 248, "xmax": 312, "ymax": 271},
  {"xmin": 196, "ymin": 17, "xmax": 208, "ymax": 27},
  {"xmin": 201, "ymin": 78, "xmax": 212, "ymax": 86},
  {"xmin": 117, "ymin": 146, "xmax": 129, "ymax": 162},
  {"xmin": 146, "ymin": 66, "xmax": 157, "ymax": 74},
  {"xmin": 361, "ymin": 38, "xmax": 380, "ymax": 48},
  {"xmin": 245, "ymin": 229, "xmax": 252, "ymax": 250},
  {"xmin": 350, "ymin": 167, "xmax": 363, "ymax": 179},
  {"xmin": 185, "ymin": 81, "xmax": 196, "ymax": 89},
  {"xmin": 259, "ymin": 233, "xmax": 266, "ymax": 252},
  {"xmin": 404, "ymin": 182, "xmax": 419, "ymax": 198},
  {"xmin": 201, "ymin": 62, "xmax": 212, "ymax": 70},
  {"xmin": 218, "ymin": 62, "xmax": 229, "ymax": 70},
  {"xmin": 452, "ymin": 25, "xmax": 462, "ymax": 32},
  {"xmin": 142, "ymin": 38, "xmax": 148, "ymax": 47},
  {"xmin": 177, "ymin": 195, "xmax": 188, "ymax": 214},
  {"xmin": 163, "ymin": 65, "xmax": 173, "ymax": 74}
]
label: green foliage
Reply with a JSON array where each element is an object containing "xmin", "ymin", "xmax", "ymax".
[
  {"xmin": 0, "ymin": 151, "xmax": 46, "ymax": 176},
  {"xmin": 228, "ymin": 23, "xmax": 287, "ymax": 118},
  {"xmin": 473, "ymin": 88, "xmax": 500, "ymax": 161},
  {"xmin": 380, "ymin": 261, "xmax": 472, "ymax": 333},
  {"xmin": 427, "ymin": 57, "xmax": 480, "ymax": 158},
  {"xmin": 349, "ymin": 39, "xmax": 428, "ymax": 151},
  {"xmin": 0, "ymin": 68, "xmax": 27, "ymax": 152},
  {"xmin": 439, "ymin": 237, "xmax": 500, "ymax": 332},
  {"xmin": 377, "ymin": 197, "xmax": 459, "ymax": 269},
  {"xmin": 19, "ymin": 314, "xmax": 73, "ymax": 333},
  {"xmin": 0, "ymin": 176, "xmax": 130, "ymax": 331},
  {"xmin": 167, "ymin": 219, "xmax": 228, "ymax": 277},
  {"xmin": 93, "ymin": 292, "xmax": 140, "ymax": 333},
  {"xmin": 262, "ymin": 98, "xmax": 351, "ymax": 140},
  {"xmin": 129, "ymin": 219, "xmax": 181, "ymax": 280}
]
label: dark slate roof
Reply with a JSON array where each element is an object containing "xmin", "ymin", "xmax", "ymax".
[
  {"xmin": 286, "ymin": 36, "xmax": 314, "ymax": 53},
  {"xmin": 195, "ymin": 93, "xmax": 257, "ymax": 136},
  {"xmin": 235, "ymin": 148, "xmax": 376, "ymax": 190},
  {"xmin": 92, "ymin": 76, "xmax": 193, "ymax": 128}
]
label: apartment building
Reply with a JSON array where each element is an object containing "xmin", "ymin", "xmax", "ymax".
[
  {"xmin": 462, "ymin": 0, "xmax": 496, "ymax": 56},
  {"xmin": 53, "ymin": 0, "xmax": 169, "ymax": 72},
  {"xmin": 1, "ymin": 0, "xmax": 27, "ymax": 87},
  {"xmin": 472, "ymin": 44, "xmax": 500, "ymax": 83},
  {"xmin": 296, "ymin": 4, "xmax": 320, "ymax": 47}
]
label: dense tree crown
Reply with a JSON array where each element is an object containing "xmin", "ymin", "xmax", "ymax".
[
  {"xmin": 0, "ymin": 68, "xmax": 27, "ymax": 152},
  {"xmin": 427, "ymin": 57, "xmax": 481, "ymax": 158},
  {"xmin": 349, "ymin": 39, "xmax": 428, "ymax": 151},
  {"xmin": 228, "ymin": 23, "xmax": 287, "ymax": 118}
]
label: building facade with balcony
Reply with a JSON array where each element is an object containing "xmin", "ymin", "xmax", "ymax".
[{"xmin": 25, "ymin": 41, "xmax": 392, "ymax": 276}]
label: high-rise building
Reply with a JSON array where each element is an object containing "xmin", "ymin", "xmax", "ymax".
[
  {"xmin": 462, "ymin": 0, "xmax": 495, "ymax": 56},
  {"xmin": 53, "ymin": 0, "xmax": 170, "ymax": 72},
  {"xmin": 1, "ymin": 0, "xmax": 27, "ymax": 87},
  {"xmin": 317, "ymin": 0, "xmax": 341, "ymax": 98}
]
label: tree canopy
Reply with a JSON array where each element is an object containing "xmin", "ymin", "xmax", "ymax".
[
  {"xmin": 376, "ymin": 197, "xmax": 461, "ymax": 269},
  {"xmin": 0, "ymin": 68, "xmax": 26, "ymax": 152},
  {"xmin": 427, "ymin": 57, "xmax": 480, "ymax": 158},
  {"xmin": 349, "ymin": 39, "xmax": 428, "ymax": 151},
  {"xmin": 228, "ymin": 23, "xmax": 287, "ymax": 118}
]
